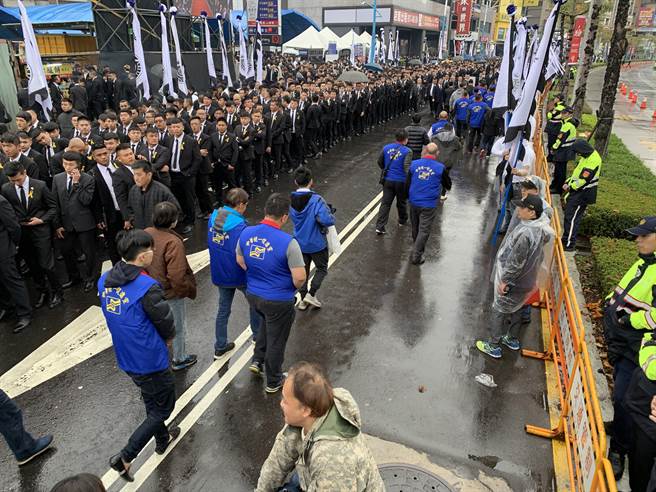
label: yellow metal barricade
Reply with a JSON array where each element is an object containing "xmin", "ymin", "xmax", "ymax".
[{"xmin": 521, "ymin": 97, "xmax": 617, "ymax": 491}]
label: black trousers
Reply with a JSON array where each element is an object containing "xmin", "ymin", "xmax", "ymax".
[
  {"xmin": 121, "ymin": 369, "xmax": 175, "ymax": 462},
  {"xmin": 253, "ymin": 154, "xmax": 264, "ymax": 186},
  {"xmin": 100, "ymin": 214, "xmax": 123, "ymax": 270},
  {"xmin": 290, "ymin": 134, "xmax": 304, "ymax": 166},
  {"xmin": 0, "ymin": 389, "xmax": 38, "ymax": 460},
  {"xmin": 375, "ymin": 180, "xmax": 408, "ymax": 230},
  {"xmin": 299, "ymin": 248, "xmax": 329, "ymax": 298},
  {"xmin": 410, "ymin": 205, "xmax": 437, "ymax": 262},
  {"xmin": 247, "ymin": 293, "xmax": 295, "ymax": 387},
  {"xmin": 305, "ymin": 129, "xmax": 319, "ymax": 156},
  {"xmin": 212, "ymin": 165, "xmax": 236, "ymax": 206},
  {"xmin": 235, "ymin": 158, "xmax": 253, "ymax": 194},
  {"xmin": 271, "ymin": 144, "xmax": 283, "ymax": 174},
  {"xmin": 170, "ymin": 172, "xmax": 196, "ymax": 226},
  {"xmin": 194, "ymin": 173, "xmax": 213, "ymax": 214},
  {"xmin": 455, "ymin": 120, "xmax": 468, "ymax": 139},
  {"xmin": 0, "ymin": 252, "xmax": 31, "ymax": 318},
  {"xmin": 467, "ymin": 127, "xmax": 483, "ymax": 151},
  {"xmin": 629, "ymin": 422, "xmax": 656, "ymax": 492},
  {"xmin": 552, "ymin": 160, "xmax": 568, "ymax": 193},
  {"xmin": 282, "ymin": 141, "xmax": 294, "ymax": 171},
  {"xmin": 562, "ymin": 192, "xmax": 592, "ymax": 249},
  {"xmin": 20, "ymin": 226, "xmax": 61, "ymax": 295},
  {"xmin": 58, "ymin": 229, "xmax": 97, "ymax": 283}
]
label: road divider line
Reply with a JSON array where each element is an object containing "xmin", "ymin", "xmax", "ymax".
[{"xmin": 107, "ymin": 201, "xmax": 383, "ymax": 491}]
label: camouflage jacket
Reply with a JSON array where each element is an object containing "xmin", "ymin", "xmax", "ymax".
[{"xmin": 255, "ymin": 388, "xmax": 385, "ymax": 492}]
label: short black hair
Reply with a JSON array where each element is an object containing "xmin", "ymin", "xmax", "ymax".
[
  {"xmin": 62, "ymin": 151, "xmax": 82, "ymax": 164},
  {"xmin": 412, "ymin": 113, "xmax": 421, "ymax": 124},
  {"xmin": 103, "ymin": 132, "xmax": 119, "ymax": 141},
  {"xmin": 225, "ymin": 187, "xmax": 249, "ymax": 207},
  {"xmin": 43, "ymin": 121, "xmax": 59, "ymax": 132},
  {"xmin": 50, "ymin": 473, "xmax": 106, "ymax": 492},
  {"xmin": 167, "ymin": 117, "xmax": 183, "ymax": 126},
  {"xmin": 17, "ymin": 131, "xmax": 31, "ymax": 140},
  {"xmin": 264, "ymin": 193, "xmax": 290, "ymax": 219},
  {"xmin": 116, "ymin": 142, "xmax": 132, "ymax": 154},
  {"xmin": 77, "ymin": 115, "xmax": 91, "ymax": 123},
  {"xmin": 131, "ymin": 160, "xmax": 152, "ymax": 173},
  {"xmin": 294, "ymin": 166, "xmax": 312, "ymax": 187},
  {"xmin": 116, "ymin": 229, "xmax": 154, "ymax": 261},
  {"xmin": 0, "ymin": 132, "xmax": 19, "ymax": 145},
  {"xmin": 189, "ymin": 115, "xmax": 201, "ymax": 123},
  {"xmin": 16, "ymin": 111, "xmax": 32, "ymax": 123},
  {"xmin": 395, "ymin": 129, "xmax": 409, "ymax": 142},
  {"xmin": 152, "ymin": 201, "xmax": 179, "ymax": 228},
  {"xmin": 4, "ymin": 160, "xmax": 25, "ymax": 177},
  {"xmin": 145, "ymin": 127, "xmax": 159, "ymax": 136}
]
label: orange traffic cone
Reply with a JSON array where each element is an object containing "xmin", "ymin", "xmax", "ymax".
[
  {"xmin": 622, "ymin": 84, "xmax": 627, "ymax": 95},
  {"xmin": 629, "ymin": 90, "xmax": 634, "ymax": 100},
  {"xmin": 653, "ymin": 109, "xmax": 656, "ymax": 120},
  {"xmin": 641, "ymin": 98, "xmax": 647, "ymax": 110}
]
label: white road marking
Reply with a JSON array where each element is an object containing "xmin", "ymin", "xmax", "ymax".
[{"xmin": 101, "ymin": 199, "xmax": 383, "ymax": 491}]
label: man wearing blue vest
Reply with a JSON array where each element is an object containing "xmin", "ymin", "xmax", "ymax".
[
  {"xmin": 453, "ymin": 91, "xmax": 470, "ymax": 140},
  {"xmin": 290, "ymin": 167, "xmax": 336, "ymax": 311},
  {"xmin": 99, "ymin": 229, "xmax": 178, "ymax": 482},
  {"xmin": 237, "ymin": 193, "xmax": 307, "ymax": 393},
  {"xmin": 208, "ymin": 187, "xmax": 261, "ymax": 357},
  {"xmin": 374, "ymin": 129, "xmax": 413, "ymax": 235},
  {"xmin": 427, "ymin": 111, "xmax": 450, "ymax": 139},
  {"xmin": 466, "ymin": 94, "xmax": 489, "ymax": 153},
  {"xmin": 406, "ymin": 143, "xmax": 451, "ymax": 265}
]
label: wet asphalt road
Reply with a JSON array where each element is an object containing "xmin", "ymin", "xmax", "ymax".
[{"xmin": 0, "ymin": 109, "xmax": 553, "ymax": 491}]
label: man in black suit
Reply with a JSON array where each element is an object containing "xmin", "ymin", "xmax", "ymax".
[
  {"xmin": 0, "ymin": 133, "xmax": 41, "ymax": 180},
  {"xmin": 112, "ymin": 143, "xmax": 136, "ymax": 230},
  {"xmin": 153, "ymin": 114, "xmax": 171, "ymax": 147},
  {"xmin": 427, "ymin": 80, "xmax": 442, "ymax": 117},
  {"xmin": 251, "ymin": 110, "xmax": 267, "ymax": 191},
  {"xmin": 194, "ymin": 108, "xmax": 216, "ymax": 136},
  {"xmin": 288, "ymin": 99, "xmax": 306, "ymax": 168},
  {"xmin": 69, "ymin": 77, "xmax": 88, "ymax": 116},
  {"xmin": 137, "ymin": 128, "xmax": 171, "ymax": 188},
  {"xmin": 1, "ymin": 161, "xmax": 63, "ymax": 309},
  {"xmin": 117, "ymin": 109, "xmax": 134, "ymax": 143},
  {"xmin": 266, "ymin": 99, "xmax": 286, "ymax": 179},
  {"xmin": 209, "ymin": 118, "xmax": 238, "ymax": 206},
  {"xmin": 167, "ymin": 117, "xmax": 201, "ymax": 235},
  {"xmin": 34, "ymin": 128, "xmax": 68, "ymax": 185},
  {"xmin": 0, "ymin": 193, "xmax": 32, "ymax": 332},
  {"xmin": 86, "ymin": 68, "xmax": 105, "ymax": 120},
  {"xmin": 234, "ymin": 112, "xmax": 255, "ymax": 196},
  {"xmin": 52, "ymin": 151, "xmax": 97, "ymax": 292},
  {"xmin": 189, "ymin": 116, "xmax": 213, "ymax": 218},
  {"xmin": 17, "ymin": 132, "xmax": 49, "ymax": 183},
  {"xmin": 225, "ymin": 103, "xmax": 239, "ymax": 133},
  {"xmin": 89, "ymin": 145, "xmax": 122, "ymax": 266},
  {"xmin": 320, "ymin": 93, "xmax": 337, "ymax": 153},
  {"xmin": 305, "ymin": 95, "xmax": 322, "ymax": 159}
]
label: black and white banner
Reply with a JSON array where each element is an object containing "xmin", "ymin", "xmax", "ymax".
[
  {"xmin": 255, "ymin": 20, "xmax": 263, "ymax": 83},
  {"xmin": 200, "ymin": 11, "xmax": 217, "ymax": 85},
  {"xmin": 169, "ymin": 7, "xmax": 189, "ymax": 96},
  {"xmin": 127, "ymin": 0, "xmax": 150, "ymax": 100},
  {"xmin": 158, "ymin": 5, "xmax": 176, "ymax": 97},
  {"xmin": 216, "ymin": 14, "xmax": 234, "ymax": 88}
]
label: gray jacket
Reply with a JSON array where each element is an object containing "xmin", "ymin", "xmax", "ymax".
[{"xmin": 127, "ymin": 180, "xmax": 181, "ymax": 229}]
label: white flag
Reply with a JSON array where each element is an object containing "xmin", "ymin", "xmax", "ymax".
[
  {"xmin": 511, "ymin": 20, "xmax": 527, "ymax": 100},
  {"xmin": 237, "ymin": 19, "xmax": 249, "ymax": 78},
  {"xmin": 169, "ymin": 7, "xmax": 189, "ymax": 96},
  {"xmin": 158, "ymin": 5, "xmax": 176, "ymax": 97},
  {"xmin": 127, "ymin": 0, "xmax": 150, "ymax": 101},
  {"xmin": 17, "ymin": 0, "xmax": 52, "ymax": 120},
  {"xmin": 438, "ymin": 31, "xmax": 443, "ymax": 60},
  {"xmin": 394, "ymin": 30, "xmax": 399, "ymax": 61},
  {"xmin": 256, "ymin": 20, "xmax": 263, "ymax": 83},
  {"xmin": 380, "ymin": 28, "xmax": 387, "ymax": 64},
  {"xmin": 349, "ymin": 31, "xmax": 356, "ymax": 66},
  {"xmin": 201, "ymin": 11, "xmax": 217, "ymax": 83},
  {"xmin": 387, "ymin": 30, "xmax": 394, "ymax": 63},
  {"xmin": 216, "ymin": 14, "xmax": 234, "ymax": 88},
  {"xmin": 545, "ymin": 42, "xmax": 564, "ymax": 81},
  {"xmin": 492, "ymin": 9, "xmax": 514, "ymax": 111}
]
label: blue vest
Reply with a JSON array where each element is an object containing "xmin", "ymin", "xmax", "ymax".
[
  {"xmin": 484, "ymin": 92, "xmax": 495, "ymax": 105},
  {"xmin": 382, "ymin": 143, "xmax": 411, "ymax": 183},
  {"xmin": 98, "ymin": 271, "xmax": 169, "ymax": 375},
  {"xmin": 468, "ymin": 101, "xmax": 488, "ymax": 128},
  {"xmin": 409, "ymin": 157, "xmax": 445, "ymax": 209},
  {"xmin": 208, "ymin": 209, "xmax": 247, "ymax": 288},
  {"xmin": 239, "ymin": 223, "xmax": 296, "ymax": 302},
  {"xmin": 430, "ymin": 120, "xmax": 449, "ymax": 135},
  {"xmin": 454, "ymin": 98, "xmax": 470, "ymax": 121}
]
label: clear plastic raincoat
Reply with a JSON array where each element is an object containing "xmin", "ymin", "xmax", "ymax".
[
  {"xmin": 492, "ymin": 213, "xmax": 555, "ymax": 313},
  {"xmin": 505, "ymin": 175, "xmax": 554, "ymax": 234}
]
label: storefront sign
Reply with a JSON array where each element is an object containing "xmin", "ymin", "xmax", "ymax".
[
  {"xmin": 568, "ymin": 15, "xmax": 586, "ymax": 64},
  {"xmin": 455, "ymin": 0, "xmax": 472, "ymax": 36},
  {"xmin": 638, "ymin": 7, "xmax": 654, "ymax": 27}
]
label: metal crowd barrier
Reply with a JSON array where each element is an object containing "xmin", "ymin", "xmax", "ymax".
[{"xmin": 520, "ymin": 102, "xmax": 617, "ymax": 491}]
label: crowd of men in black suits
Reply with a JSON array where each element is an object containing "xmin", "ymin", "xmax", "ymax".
[{"xmin": 0, "ymin": 56, "xmax": 496, "ymax": 335}]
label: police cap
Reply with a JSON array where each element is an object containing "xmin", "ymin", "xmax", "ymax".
[{"xmin": 627, "ymin": 217, "xmax": 656, "ymax": 236}]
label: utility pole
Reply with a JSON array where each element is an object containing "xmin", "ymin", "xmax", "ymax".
[{"xmin": 368, "ymin": 0, "xmax": 377, "ymax": 64}]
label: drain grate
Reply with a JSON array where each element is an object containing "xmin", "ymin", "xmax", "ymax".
[{"xmin": 379, "ymin": 463, "xmax": 454, "ymax": 492}]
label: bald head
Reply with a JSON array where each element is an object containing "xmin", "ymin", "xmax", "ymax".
[
  {"xmin": 424, "ymin": 143, "xmax": 439, "ymax": 157},
  {"xmin": 439, "ymin": 111, "xmax": 448, "ymax": 120},
  {"xmin": 67, "ymin": 137, "xmax": 86, "ymax": 153}
]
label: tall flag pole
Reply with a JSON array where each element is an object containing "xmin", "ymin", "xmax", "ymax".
[
  {"xmin": 158, "ymin": 5, "xmax": 176, "ymax": 97},
  {"xmin": 236, "ymin": 14, "xmax": 249, "ymax": 79},
  {"xmin": 216, "ymin": 14, "xmax": 234, "ymax": 88},
  {"xmin": 255, "ymin": 20, "xmax": 263, "ymax": 83},
  {"xmin": 169, "ymin": 7, "xmax": 189, "ymax": 96},
  {"xmin": 200, "ymin": 11, "xmax": 217, "ymax": 87},
  {"xmin": 127, "ymin": 0, "xmax": 150, "ymax": 101},
  {"xmin": 17, "ymin": 0, "xmax": 52, "ymax": 120}
]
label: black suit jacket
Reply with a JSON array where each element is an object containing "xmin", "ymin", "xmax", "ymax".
[
  {"xmin": 0, "ymin": 154, "xmax": 41, "ymax": 181},
  {"xmin": 27, "ymin": 149, "xmax": 49, "ymax": 182},
  {"xmin": 51, "ymin": 171, "xmax": 96, "ymax": 232},
  {"xmin": 169, "ymin": 135, "xmax": 201, "ymax": 176},
  {"xmin": 235, "ymin": 124, "xmax": 255, "ymax": 161},
  {"xmin": 135, "ymin": 143, "xmax": 170, "ymax": 174},
  {"xmin": 287, "ymin": 109, "xmax": 306, "ymax": 137},
  {"xmin": 1, "ymin": 177, "xmax": 57, "ymax": 227},
  {"xmin": 200, "ymin": 121, "xmax": 216, "ymax": 136},
  {"xmin": 267, "ymin": 111, "xmax": 287, "ymax": 146},
  {"xmin": 111, "ymin": 164, "xmax": 135, "ymax": 221},
  {"xmin": 251, "ymin": 121, "xmax": 267, "ymax": 155},
  {"xmin": 70, "ymin": 84, "xmax": 88, "ymax": 113},
  {"xmin": 210, "ymin": 132, "xmax": 239, "ymax": 169},
  {"xmin": 306, "ymin": 104, "xmax": 322, "ymax": 130},
  {"xmin": 0, "ymin": 194, "xmax": 20, "ymax": 258},
  {"xmin": 88, "ymin": 164, "xmax": 121, "ymax": 225},
  {"xmin": 191, "ymin": 133, "xmax": 212, "ymax": 174},
  {"xmin": 225, "ymin": 113, "xmax": 239, "ymax": 133}
]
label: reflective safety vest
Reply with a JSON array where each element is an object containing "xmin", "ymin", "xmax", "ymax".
[
  {"xmin": 607, "ymin": 255, "xmax": 656, "ymax": 331},
  {"xmin": 552, "ymin": 118, "xmax": 577, "ymax": 151},
  {"xmin": 639, "ymin": 332, "xmax": 656, "ymax": 381},
  {"xmin": 547, "ymin": 102, "xmax": 566, "ymax": 124},
  {"xmin": 564, "ymin": 150, "xmax": 602, "ymax": 201}
]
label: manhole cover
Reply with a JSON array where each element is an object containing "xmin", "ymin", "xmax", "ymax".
[{"xmin": 379, "ymin": 463, "xmax": 454, "ymax": 492}]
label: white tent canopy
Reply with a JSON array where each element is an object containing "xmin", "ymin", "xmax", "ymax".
[
  {"xmin": 319, "ymin": 27, "xmax": 340, "ymax": 45},
  {"xmin": 359, "ymin": 31, "xmax": 372, "ymax": 45},
  {"xmin": 283, "ymin": 26, "xmax": 327, "ymax": 50},
  {"xmin": 338, "ymin": 29, "xmax": 363, "ymax": 51}
]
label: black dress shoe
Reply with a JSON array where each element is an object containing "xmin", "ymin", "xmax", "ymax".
[
  {"xmin": 48, "ymin": 293, "xmax": 63, "ymax": 309},
  {"xmin": 181, "ymin": 225, "xmax": 193, "ymax": 235},
  {"xmin": 34, "ymin": 292, "xmax": 48, "ymax": 309},
  {"xmin": 13, "ymin": 317, "xmax": 31, "ymax": 334},
  {"xmin": 0, "ymin": 309, "xmax": 9, "ymax": 322},
  {"xmin": 83, "ymin": 280, "xmax": 95, "ymax": 293},
  {"xmin": 109, "ymin": 454, "xmax": 134, "ymax": 482},
  {"xmin": 62, "ymin": 278, "xmax": 81, "ymax": 290}
]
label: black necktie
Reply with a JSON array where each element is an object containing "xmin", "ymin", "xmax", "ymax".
[
  {"xmin": 19, "ymin": 186, "xmax": 27, "ymax": 210},
  {"xmin": 172, "ymin": 140, "xmax": 179, "ymax": 170},
  {"xmin": 67, "ymin": 178, "xmax": 72, "ymax": 193}
]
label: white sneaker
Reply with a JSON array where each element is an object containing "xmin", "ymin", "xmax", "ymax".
[
  {"xmin": 305, "ymin": 294, "xmax": 322, "ymax": 308},
  {"xmin": 297, "ymin": 299, "xmax": 309, "ymax": 310}
]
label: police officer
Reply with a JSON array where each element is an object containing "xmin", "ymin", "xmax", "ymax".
[
  {"xmin": 550, "ymin": 106, "xmax": 577, "ymax": 194},
  {"xmin": 99, "ymin": 230, "xmax": 178, "ymax": 482},
  {"xmin": 236, "ymin": 193, "xmax": 307, "ymax": 394},
  {"xmin": 625, "ymin": 332, "xmax": 656, "ymax": 492},
  {"xmin": 545, "ymin": 94, "xmax": 565, "ymax": 160},
  {"xmin": 561, "ymin": 139, "xmax": 601, "ymax": 251},
  {"xmin": 406, "ymin": 143, "xmax": 451, "ymax": 265},
  {"xmin": 603, "ymin": 217, "xmax": 656, "ymax": 480},
  {"xmin": 374, "ymin": 129, "xmax": 413, "ymax": 235}
]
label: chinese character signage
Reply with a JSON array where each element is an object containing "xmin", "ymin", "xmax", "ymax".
[
  {"xmin": 638, "ymin": 7, "xmax": 654, "ymax": 27},
  {"xmin": 568, "ymin": 15, "xmax": 586, "ymax": 64},
  {"xmin": 455, "ymin": 0, "xmax": 472, "ymax": 36},
  {"xmin": 392, "ymin": 8, "xmax": 440, "ymax": 31}
]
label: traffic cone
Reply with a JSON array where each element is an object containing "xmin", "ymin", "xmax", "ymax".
[
  {"xmin": 653, "ymin": 109, "xmax": 656, "ymax": 120},
  {"xmin": 629, "ymin": 90, "xmax": 634, "ymax": 100},
  {"xmin": 622, "ymin": 84, "xmax": 627, "ymax": 96},
  {"xmin": 641, "ymin": 98, "xmax": 647, "ymax": 110}
]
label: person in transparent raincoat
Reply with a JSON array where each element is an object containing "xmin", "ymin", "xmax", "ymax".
[
  {"xmin": 476, "ymin": 194, "xmax": 555, "ymax": 359},
  {"xmin": 504, "ymin": 176, "xmax": 554, "ymax": 236}
]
